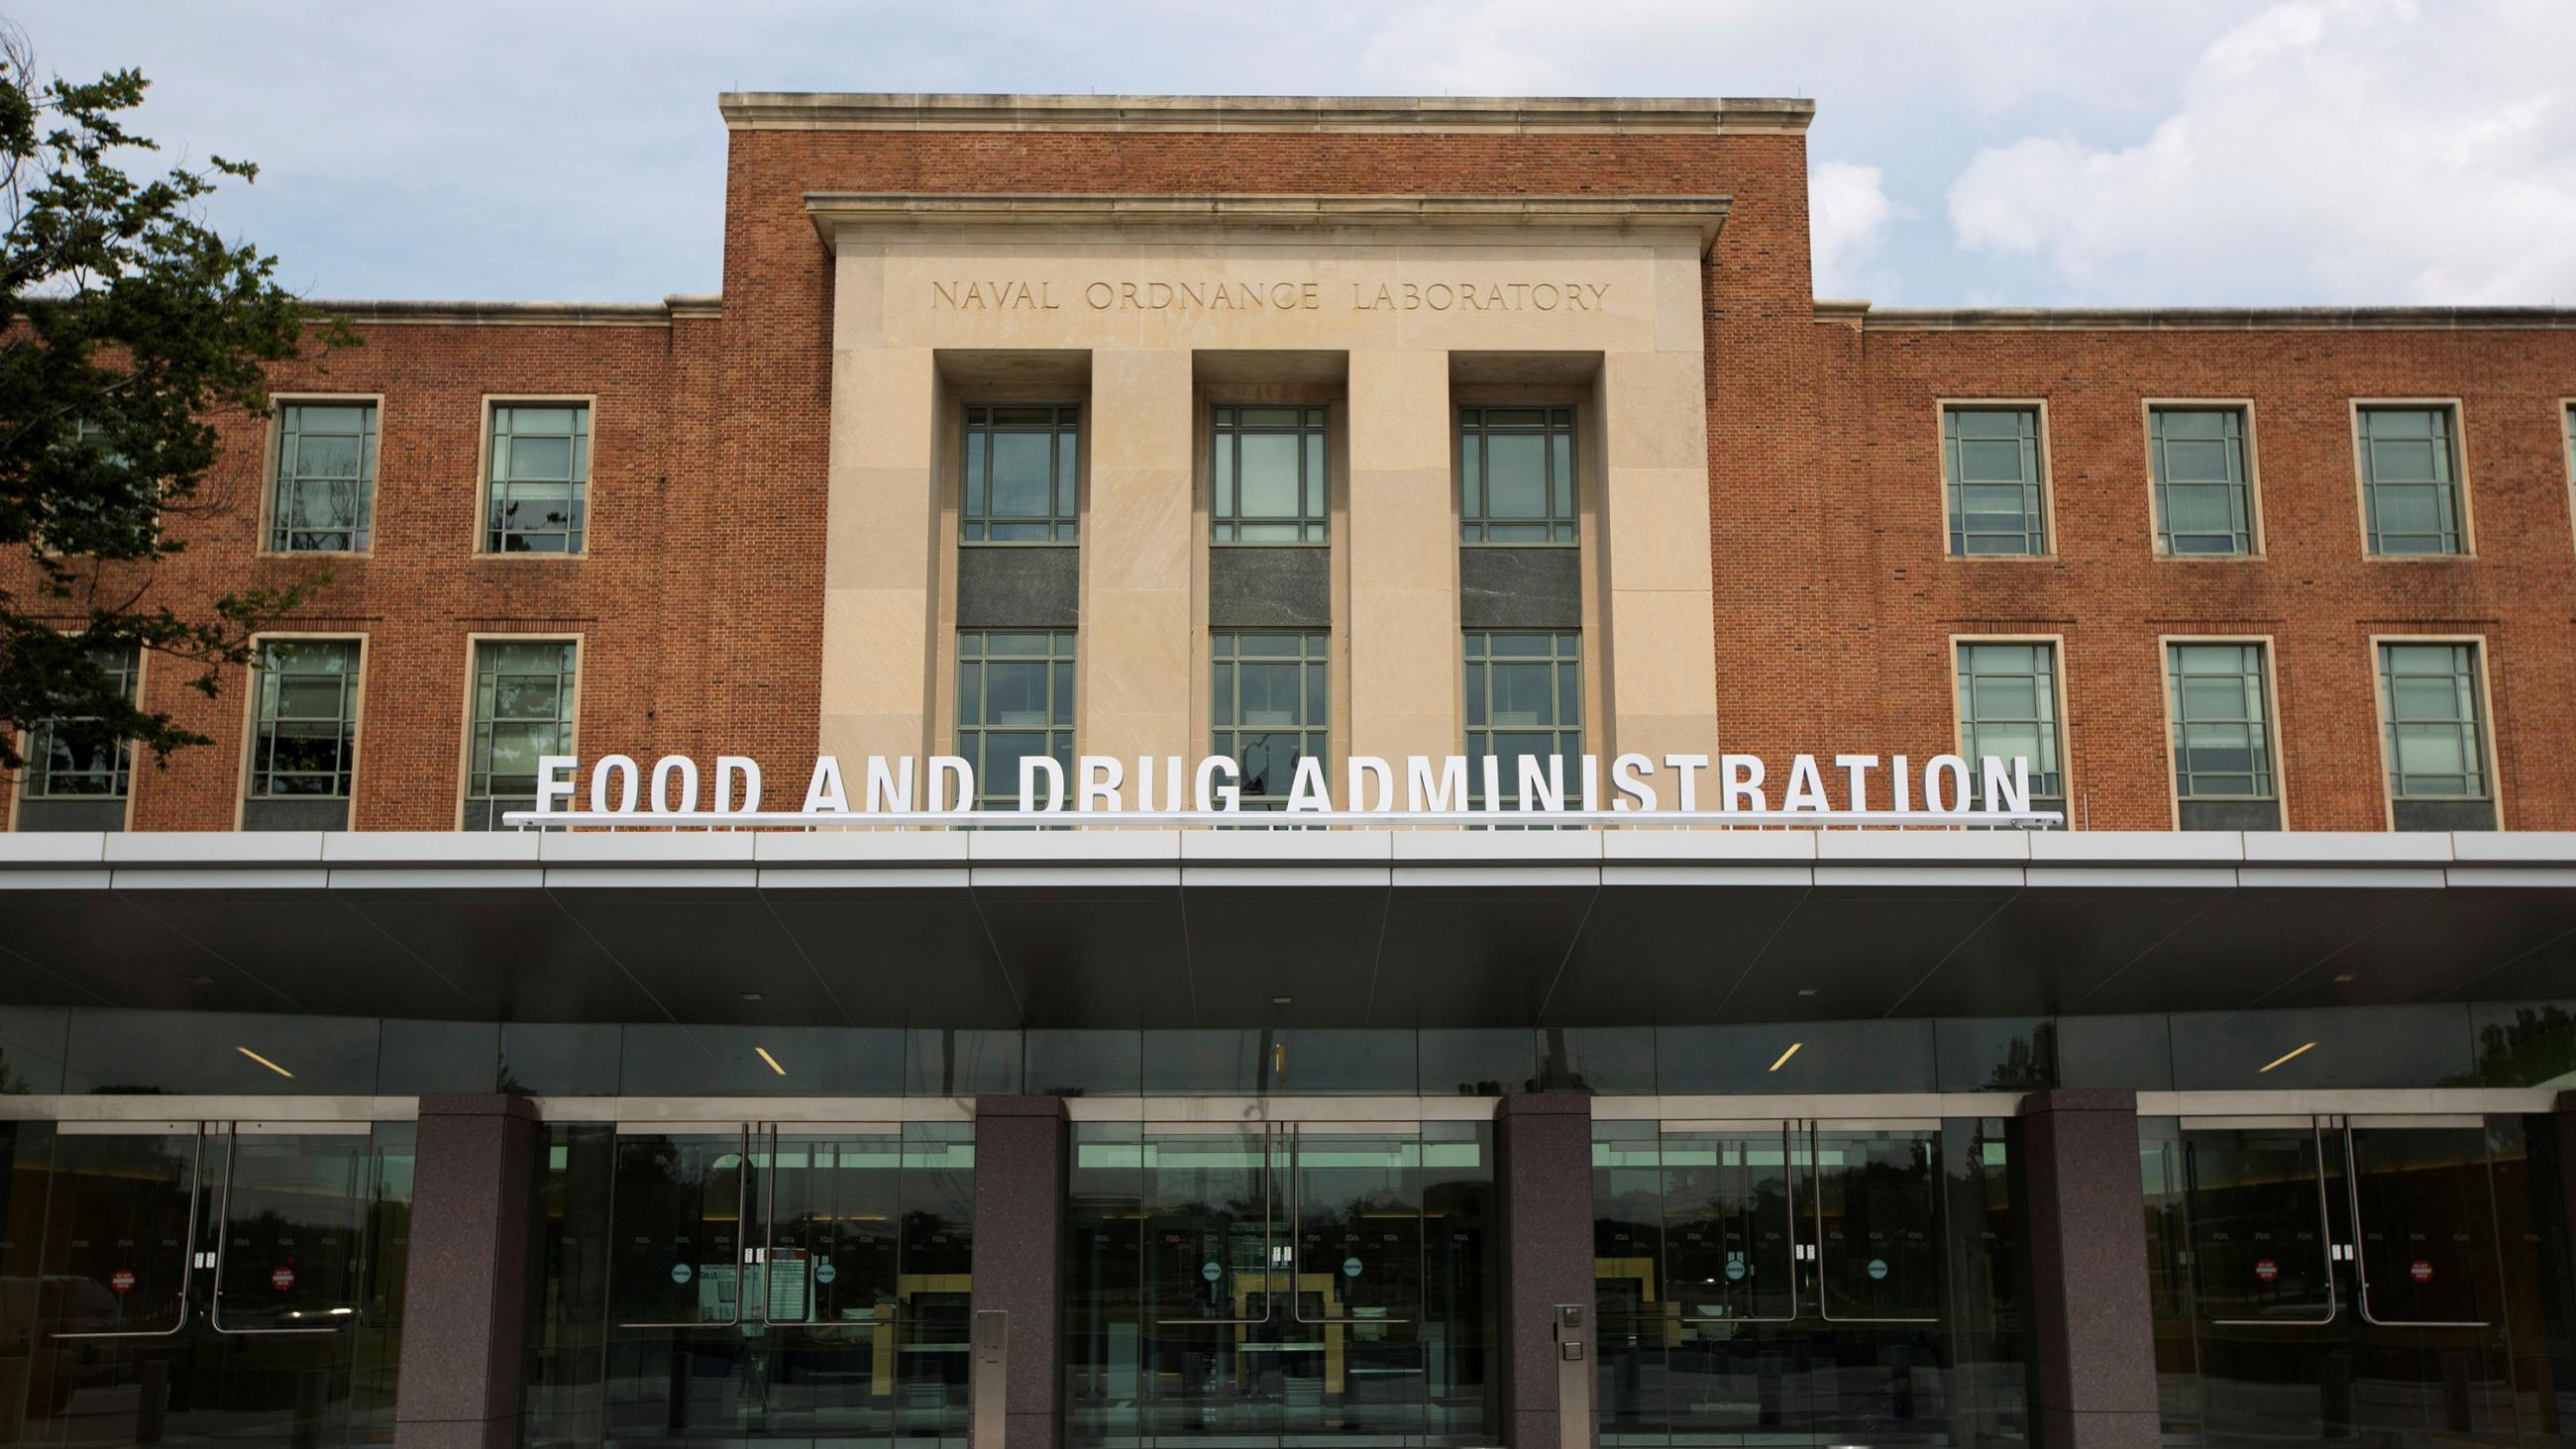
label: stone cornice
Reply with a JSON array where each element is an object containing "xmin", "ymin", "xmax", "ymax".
[
  {"xmin": 804, "ymin": 192, "xmax": 1732, "ymax": 253},
  {"xmin": 300, "ymin": 296, "xmax": 721, "ymax": 327},
  {"xmin": 1817, "ymin": 300, "xmax": 2576, "ymax": 331},
  {"xmin": 723, "ymin": 91, "xmax": 1814, "ymax": 136}
]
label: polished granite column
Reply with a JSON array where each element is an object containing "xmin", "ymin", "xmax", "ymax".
[
  {"xmin": 392, "ymin": 1094, "xmax": 539, "ymax": 1449},
  {"xmin": 2018, "ymin": 1088, "xmax": 2160, "ymax": 1449},
  {"xmin": 972, "ymin": 1095, "xmax": 1069, "ymax": 1449},
  {"xmin": 1497, "ymin": 1091, "xmax": 1597, "ymax": 1449}
]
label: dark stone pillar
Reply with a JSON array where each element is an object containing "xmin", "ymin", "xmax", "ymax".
[
  {"xmin": 2018, "ymin": 1089, "xmax": 2160, "ymax": 1449},
  {"xmin": 972, "ymin": 1095, "xmax": 1068, "ymax": 1449},
  {"xmin": 1497, "ymin": 1091, "xmax": 1596, "ymax": 1449},
  {"xmin": 393, "ymin": 1094, "xmax": 539, "ymax": 1449}
]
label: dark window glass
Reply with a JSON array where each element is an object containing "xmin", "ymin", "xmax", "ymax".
[
  {"xmin": 2150, "ymin": 406, "xmax": 2255, "ymax": 555},
  {"xmin": 1655, "ymin": 1019, "xmax": 1936, "ymax": 1094},
  {"xmin": 23, "ymin": 644, "xmax": 141, "ymax": 803},
  {"xmin": 1956, "ymin": 640, "xmax": 2065, "ymax": 812},
  {"xmin": 1211, "ymin": 630, "xmax": 1328, "ymax": 808},
  {"xmin": 2168, "ymin": 642, "xmax": 2275, "ymax": 802},
  {"xmin": 1944, "ymin": 405, "xmax": 2046, "ymax": 556},
  {"xmin": 957, "ymin": 629, "xmax": 1076, "ymax": 810},
  {"xmin": 1458, "ymin": 405, "xmax": 1576, "ymax": 544},
  {"xmin": 1933, "ymin": 1016, "xmax": 2057, "ymax": 1090},
  {"xmin": 485, "ymin": 402, "xmax": 590, "ymax": 553},
  {"xmin": 1463, "ymin": 630, "xmax": 1581, "ymax": 808},
  {"xmin": 2378, "ymin": 640, "xmax": 2490, "ymax": 802},
  {"xmin": 2358, "ymin": 405, "xmax": 2465, "ymax": 555},
  {"xmin": 59, "ymin": 1008, "xmax": 379, "ymax": 1094},
  {"xmin": 961, "ymin": 404, "xmax": 1080, "ymax": 542},
  {"xmin": 468, "ymin": 639, "xmax": 578, "ymax": 827},
  {"xmin": 268, "ymin": 402, "xmax": 377, "ymax": 552},
  {"xmin": 248, "ymin": 639, "xmax": 361, "ymax": 800},
  {"xmin": 1213, "ymin": 404, "xmax": 1328, "ymax": 543},
  {"xmin": 2167, "ymin": 1003, "xmax": 2475, "ymax": 1089}
]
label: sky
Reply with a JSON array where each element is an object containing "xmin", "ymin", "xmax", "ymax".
[{"xmin": 20, "ymin": 0, "xmax": 2576, "ymax": 308}]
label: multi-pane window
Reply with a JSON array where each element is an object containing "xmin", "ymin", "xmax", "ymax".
[
  {"xmin": 1943, "ymin": 406, "xmax": 2048, "ymax": 556},
  {"xmin": 485, "ymin": 403, "xmax": 590, "ymax": 554},
  {"xmin": 466, "ymin": 640, "xmax": 579, "ymax": 829},
  {"xmin": 1458, "ymin": 407, "xmax": 1576, "ymax": 544},
  {"xmin": 23, "ymin": 646, "xmax": 141, "ymax": 801},
  {"xmin": 1955, "ymin": 641, "xmax": 2065, "ymax": 813},
  {"xmin": 2358, "ymin": 406, "xmax": 2466, "ymax": 556},
  {"xmin": 2167, "ymin": 643, "xmax": 2275, "ymax": 805},
  {"xmin": 1212, "ymin": 406, "xmax": 1327, "ymax": 544},
  {"xmin": 246, "ymin": 640, "xmax": 361, "ymax": 826},
  {"xmin": 1211, "ymin": 632, "xmax": 1328, "ymax": 807},
  {"xmin": 961, "ymin": 405, "xmax": 1080, "ymax": 543},
  {"xmin": 2150, "ymin": 407, "xmax": 2255, "ymax": 555},
  {"xmin": 1463, "ymin": 631, "xmax": 1582, "ymax": 807},
  {"xmin": 956, "ymin": 631, "xmax": 1074, "ymax": 809},
  {"xmin": 2378, "ymin": 642, "xmax": 2489, "ymax": 803},
  {"xmin": 268, "ymin": 403, "xmax": 378, "ymax": 553}
]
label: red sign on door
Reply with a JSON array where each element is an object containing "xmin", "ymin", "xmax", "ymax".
[
  {"xmin": 269, "ymin": 1266, "xmax": 295, "ymax": 1292},
  {"xmin": 2253, "ymin": 1258, "xmax": 2280, "ymax": 1283},
  {"xmin": 108, "ymin": 1269, "xmax": 136, "ymax": 1294},
  {"xmin": 2410, "ymin": 1260, "xmax": 2434, "ymax": 1283}
]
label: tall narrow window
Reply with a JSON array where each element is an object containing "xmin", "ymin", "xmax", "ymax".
[
  {"xmin": 961, "ymin": 406, "xmax": 1079, "ymax": 543},
  {"xmin": 2166, "ymin": 642, "xmax": 2278, "ymax": 831},
  {"xmin": 245, "ymin": 639, "xmax": 362, "ymax": 830},
  {"xmin": 1943, "ymin": 406, "xmax": 2047, "ymax": 556},
  {"xmin": 2150, "ymin": 407, "xmax": 2255, "ymax": 555},
  {"xmin": 1463, "ymin": 631, "xmax": 1581, "ymax": 807},
  {"xmin": 957, "ymin": 631, "xmax": 1074, "ymax": 809},
  {"xmin": 1458, "ymin": 407, "xmax": 1576, "ymax": 544},
  {"xmin": 19, "ymin": 645, "xmax": 141, "ymax": 832},
  {"xmin": 2377, "ymin": 641, "xmax": 2495, "ymax": 831},
  {"xmin": 1212, "ymin": 406, "xmax": 1327, "ymax": 544},
  {"xmin": 1955, "ymin": 641, "xmax": 2065, "ymax": 816},
  {"xmin": 268, "ymin": 402, "xmax": 377, "ymax": 553},
  {"xmin": 1211, "ymin": 632, "xmax": 1328, "ymax": 807},
  {"xmin": 2358, "ymin": 406, "xmax": 2465, "ymax": 556},
  {"xmin": 485, "ymin": 403, "xmax": 590, "ymax": 554},
  {"xmin": 466, "ymin": 640, "xmax": 579, "ymax": 829}
]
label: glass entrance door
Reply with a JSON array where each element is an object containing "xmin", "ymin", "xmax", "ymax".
[
  {"xmin": 8, "ymin": 1117, "xmax": 413, "ymax": 1448},
  {"xmin": 1595, "ymin": 1116, "xmax": 2022, "ymax": 1448},
  {"xmin": 1069, "ymin": 1117, "xmax": 1495, "ymax": 1449},
  {"xmin": 2142, "ymin": 1114, "xmax": 2536, "ymax": 1449}
]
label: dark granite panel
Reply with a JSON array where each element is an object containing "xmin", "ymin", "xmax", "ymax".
[
  {"xmin": 1459, "ymin": 548, "xmax": 1581, "ymax": 629},
  {"xmin": 393, "ymin": 1094, "xmax": 538, "ymax": 1448},
  {"xmin": 957, "ymin": 547, "xmax": 1079, "ymax": 628},
  {"xmin": 1496, "ymin": 1092, "xmax": 1595, "ymax": 1449},
  {"xmin": 1208, "ymin": 548, "xmax": 1331, "ymax": 628},
  {"xmin": 2017, "ymin": 1089, "xmax": 2160, "ymax": 1449},
  {"xmin": 14, "ymin": 798, "xmax": 124, "ymax": 832},
  {"xmin": 243, "ymin": 797, "xmax": 348, "ymax": 830},
  {"xmin": 972, "ymin": 1096, "xmax": 1068, "ymax": 1449},
  {"xmin": 2177, "ymin": 798, "xmax": 2281, "ymax": 832},
  {"xmin": 2393, "ymin": 798, "xmax": 2497, "ymax": 832}
]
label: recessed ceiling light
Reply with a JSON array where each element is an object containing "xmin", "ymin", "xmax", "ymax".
[
  {"xmin": 2332, "ymin": 974, "xmax": 2355, "ymax": 983},
  {"xmin": 1796, "ymin": 987, "xmax": 1818, "ymax": 997},
  {"xmin": 2260, "ymin": 1041, "xmax": 2317, "ymax": 1074},
  {"xmin": 186, "ymin": 975, "xmax": 216, "ymax": 986},
  {"xmin": 1270, "ymin": 995, "xmax": 1293, "ymax": 1006},
  {"xmin": 740, "ymin": 991, "xmax": 765, "ymax": 1001}
]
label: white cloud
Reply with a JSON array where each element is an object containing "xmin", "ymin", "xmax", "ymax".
[
  {"xmin": 1947, "ymin": 0, "xmax": 2576, "ymax": 304},
  {"xmin": 1809, "ymin": 160, "xmax": 1904, "ymax": 298}
]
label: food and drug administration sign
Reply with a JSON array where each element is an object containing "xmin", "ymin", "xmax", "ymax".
[{"xmin": 506, "ymin": 751, "xmax": 2059, "ymax": 829}]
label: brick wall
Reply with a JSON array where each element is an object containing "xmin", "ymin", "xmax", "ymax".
[{"xmin": 8, "ymin": 118, "xmax": 2572, "ymax": 832}]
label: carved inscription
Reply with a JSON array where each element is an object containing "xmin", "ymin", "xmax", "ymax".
[{"xmin": 928, "ymin": 278, "xmax": 1611, "ymax": 313}]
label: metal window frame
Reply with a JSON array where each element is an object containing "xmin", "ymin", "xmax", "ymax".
[
  {"xmin": 1462, "ymin": 629, "xmax": 1583, "ymax": 807},
  {"xmin": 2376, "ymin": 639, "xmax": 2491, "ymax": 803},
  {"xmin": 49, "ymin": 1123, "xmax": 205, "ymax": 1340},
  {"xmin": 484, "ymin": 401, "xmax": 591, "ymax": 555},
  {"xmin": 268, "ymin": 400, "xmax": 379, "ymax": 554},
  {"xmin": 2182, "ymin": 1118, "xmax": 2340, "ymax": 1327},
  {"xmin": 207, "ymin": 1119, "xmax": 376, "ymax": 1336},
  {"xmin": 1285, "ymin": 1122, "xmax": 1414, "ymax": 1326},
  {"xmin": 1456, "ymin": 405, "xmax": 1579, "ymax": 546},
  {"xmin": 1149, "ymin": 1122, "xmax": 1279, "ymax": 1328},
  {"xmin": 1211, "ymin": 404, "xmax": 1329, "ymax": 545},
  {"xmin": 2166, "ymin": 640, "xmax": 2276, "ymax": 802},
  {"xmin": 247, "ymin": 638, "xmax": 363, "ymax": 801},
  {"xmin": 2339, "ymin": 1120, "xmax": 2493, "ymax": 1329},
  {"xmin": 24, "ymin": 643, "xmax": 142, "ymax": 801},
  {"xmin": 1669, "ymin": 1120, "xmax": 1800, "ymax": 1326},
  {"xmin": 1942, "ymin": 403, "xmax": 2048, "ymax": 557},
  {"xmin": 1806, "ymin": 1121, "xmax": 1942, "ymax": 1325},
  {"xmin": 760, "ymin": 1121, "xmax": 908, "ymax": 1330},
  {"xmin": 2149, "ymin": 404, "xmax": 2254, "ymax": 556},
  {"xmin": 610, "ymin": 1121, "xmax": 752, "ymax": 1329},
  {"xmin": 1211, "ymin": 630, "xmax": 1330, "ymax": 807},
  {"xmin": 467, "ymin": 638, "xmax": 580, "ymax": 805},
  {"xmin": 960, "ymin": 403, "xmax": 1082, "ymax": 544},
  {"xmin": 1954, "ymin": 638, "xmax": 2066, "ymax": 804},
  {"xmin": 2357, "ymin": 404, "xmax": 2465, "ymax": 557},
  {"xmin": 956, "ymin": 630, "xmax": 1078, "ymax": 810}
]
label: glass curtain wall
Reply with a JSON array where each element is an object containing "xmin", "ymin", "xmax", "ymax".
[
  {"xmin": 1066, "ymin": 1119, "xmax": 1498, "ymax": 1449},
  {"xmin": 524, "ymin": 1119, "xmax": 975, "ymax": 1449},
  {"xmin": 2140, "ymin": 1113, "xmax": 2576, "ymax": 1449},
  {"xmin": 0, "ymin": 1117, "xmax": 414, "ymax": 1448},
  {"xmin": 1593, "ymin": 1118, "xmax": 2023, "ymax": 1449}
]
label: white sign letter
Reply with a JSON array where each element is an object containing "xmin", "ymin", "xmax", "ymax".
[
  {"xmin": 1834, "ymin": 754, "xmax": 1878, "ymax": 814},
  {"xmin": 1782, "ymin": 754, "xmax": 1828, "ymax": 813},
  {"xmin": 1407, "ymin": 756, "xmax": 1467, "ymax": 812},
  {"xmin": 929, "ymin": 756, "xmax": 974, "ymax": 813},
  {"xmin": 1515, "ymin": 754, "xmax": 1565, "ymax": 812},
  {"xmin": 1020, "ymin": 756, "xmax": 1066, "ymax": 813},
  {"xmin": 1196, "ymin": 755, "xmax": 1239, "ymax": 812},
  {"xmin": 1286, "ymin": 756, "xmax": 1331, "ymax": 812},
  {"xmin": 590, "ymin": 755, "xmax": 639, "ymax": 814},
  {"xmin": 1926, "ymin": 756, "xmax": 1972, "ymax": 814},
  {"xmin": 1664, "ymin": 754, "xmax": 1709, "ymax": 813},
  {"xmin": 864, "ymin": 756, "xmax": 916, "ymax": 813},
  {"xmin": 648, "ymin": 756, "xmax": 700, "ymax": 813},
  {"xmin": 1611, "ymin": 754, "xmax": 1658, "ymax": 811},
  {"xmin": 803, "ymin": 756, "xmax": 848, "ymax": 814},
  {"xmin": 1981, "ymin": 756, "xmax": 2031, "ymax": 815},
  {"xmin": 714, "ymin": 756, "xmax": 763, "ymax": 814},
  {"xmin": 1347, "ymin": 757, "xmax": 1395, "ymax": 813},
  {"xmin": 537, "ymin": 756, "xmax": 578, "ymax": 815},
  {"xmin": 1077, "ymin": 756, "xmax": 1124, "ymax": 811},
  {"xmin": 1720, "ymin": 755, "xmax": 1768, "ymax": 813}
]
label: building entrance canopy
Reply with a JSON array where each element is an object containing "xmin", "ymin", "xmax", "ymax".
[{"xmin": 2, "ymin": 829, "xmax": 2569, "ymax": 1033}]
